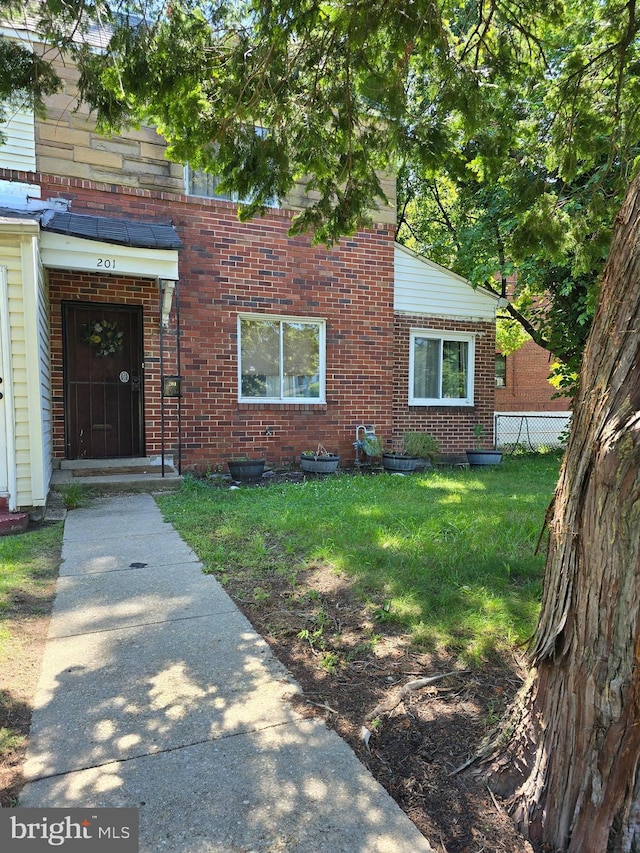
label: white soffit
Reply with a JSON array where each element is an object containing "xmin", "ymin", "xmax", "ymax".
[{"xmin": 39, "ymin": 232, "xmax": 179, "ymax": 280}]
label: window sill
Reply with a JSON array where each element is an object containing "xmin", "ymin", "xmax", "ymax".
[
  {"xmin": 238, "ymin": 401, "xmax": 328, "ymax": 412},
  {"xmin": 409, "ymin": 400, "xmax": 475, "ymax": 408}
]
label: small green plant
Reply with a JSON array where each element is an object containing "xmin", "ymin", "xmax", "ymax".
[
  {"xmin": 473, "ymin": 423, "xmax": 487, "ymax": 449},
  {"xmin": 358, "ymin": 434, "xmax": 384, "ymax": 457},
  {"xmin": 403, "ymin": 431, "xmax": 441, "ymax": 461},
  {"xmin": 297, "ymin": 626, "xmax": 325, "ymax": 650},
  {"xmin": 301, "ymin": 444, "xmax": 337, "ymax": 459},
  {"xmin": 252, "ymin": 586, "xmax": 271, "ymax": 604},
  {"xmin": 373, "ymin": 600, "xmax": 393, "ymax": 622},
  {"xmin": 318, "ymin": 651, "xmax": 341, "ymax": 673},
  {"xmin": 58, "ymin": 482, "xmax": 91, "ymax": 509}
]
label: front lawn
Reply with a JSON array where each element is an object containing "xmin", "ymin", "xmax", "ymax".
[
  {"xmin": 158, "ymin": 454, "xmax": 560, "ymax": 663},
  {"xmin": 162, "ymin": 458, "xmax": 559, "ymax": 851},
  {"xmin": 0, "ymin": 523, "xmax": 62, "ymax": 805}
]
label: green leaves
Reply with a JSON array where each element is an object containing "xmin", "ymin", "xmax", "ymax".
[
  {"xmin": 5, "ymin": 0, "xmax": 639, "ymax": 362},
  {"xmin": 397, "ymin": 0, "xmax": 640, "ymax": 380}
]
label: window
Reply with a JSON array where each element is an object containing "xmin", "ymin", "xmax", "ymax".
[
  {"xmin": 495, "ymin": 354, "xmax": 507, "ymax": 387},
  {"xmin": 185, "ymin": 164, "xmax": 279, "ymax": 206},
  {"xmin": 184, "ymin": 126, "xmax": 278, "ymax": 206},
  {"xmin": 239, "ymin": 316, "xmax": 325, "ymax": 403},
  {"xmin": 185, "ymin": 165, "xmax": 245, "ymax": 202},
  {"xmin": 409, "ymin": 330, "xmax": 475, "ymax": 406}
]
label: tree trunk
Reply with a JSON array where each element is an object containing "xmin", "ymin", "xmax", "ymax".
[{"xmin": 483, "ymin": 176, "xmax": 640, "ymax": 851}]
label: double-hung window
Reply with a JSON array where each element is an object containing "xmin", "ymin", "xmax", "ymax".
[
  {"xmin": 239, "ymin": 316, "xmax": 325, "ymax": 403},
  {"xmin": 409, "ymin": 330, "xmax": 475, "ymax": 406},
  {"xmin": 185, "ymin": 165, "xmax": 249, "ymax": 203},
  {"xmin": 185, "ymin": 126, "xmax": 278, "ymax": 206},
  {"xmin": 185, "ymin": 164, "xmax": 279, "ymax": 207}
]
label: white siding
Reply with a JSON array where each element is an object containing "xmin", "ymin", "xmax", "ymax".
[
  {"xmin": 18, "ymin": 234, "xmax": 49, "ymax": 506},
  {"xmin": 394, "ymin": 243, "xmax": 497, "ymax": 320},
  {"xmin": 0, "ymin": 226, "xmax": 49, "ymax": 509},
  {"xmin": 36, "ymin": 252, "xmax": 52, "ymax": 497},
  {"xmin": 0, "ymin": 266, "xmax": 16, "ymax": 508},
  {"xmin": 0, "ymin": 105, "xmax": 36, "ymax": 172}
]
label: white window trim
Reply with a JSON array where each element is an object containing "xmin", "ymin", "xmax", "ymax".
[
  {"xmin": 238, "ymin": 314, "xmax": 326, "ymax": 404},
  {"xmin": 184, "ymin": 164, "xmax": 239, "ymax": 202},
  {"xmin": 409, "ymin": 328, "xmax": 476, "ymax": 406}
]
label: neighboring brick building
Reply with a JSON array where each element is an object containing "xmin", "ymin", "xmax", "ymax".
[
  {"xmin": 0, "ymin": 21, "xmax": 497, "ymax": 511},
  {"xmin": 495, "ymin": 339, "xmax": 571, "ymax": 449},
  {"xmin": 496, "ymin": 339, "xmax": 569, "ymax": 412}
]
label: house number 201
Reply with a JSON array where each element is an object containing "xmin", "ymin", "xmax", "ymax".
[{"xmin": 97, "ymin": 258, "xmax": 116, "ymax": 269}]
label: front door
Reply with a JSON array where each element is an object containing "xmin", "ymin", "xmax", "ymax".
[{"xmin": 63, "ymin": 302, "xmax": 144, "ymax": 459}]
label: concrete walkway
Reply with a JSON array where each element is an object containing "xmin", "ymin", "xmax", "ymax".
[{"xmin": 20, "ymin": 494, "xmax": 434, "ymax": 852}]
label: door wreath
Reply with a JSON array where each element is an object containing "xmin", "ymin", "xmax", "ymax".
[{"xmin": 82, "ymin": 320, "xmax": 124, "ymax": 357}]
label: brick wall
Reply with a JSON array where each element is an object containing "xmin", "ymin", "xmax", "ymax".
[
  {"xmin": 393, "ymin": 314, "xmax": 497, "ymax": 453},
  {"xmin": 42, "ymin": 176, "xmax": 396, "ymax": 470},
  {"xmin": 495, "ymin": 339, "xmax": 570, "ymax": 412}
]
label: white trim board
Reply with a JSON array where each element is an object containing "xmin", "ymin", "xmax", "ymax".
[{"xmin": 40, "ymin": 232, "xmax": 179, "ymax": 281}]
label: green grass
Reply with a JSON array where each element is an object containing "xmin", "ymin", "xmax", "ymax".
[
  {"xmin": 157, "ymin": 454, "xmax": 561, "ymax": 663},
  {"xmin": 56, "ymin": 482, "xmax": 93, "ymax": 509},
  {"xmin": 0, "ymin": 524, "xmax": 64, "ymax": 649},
  {"xmin": 0, "ymin": 523, "xmax": 63, "ymax": 803}
]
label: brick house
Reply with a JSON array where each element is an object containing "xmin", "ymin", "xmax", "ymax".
[
  {"xmin": 0, "ymin": 22, "xmax": 497, "ymax": 513},
  {"xmin": 495, "ymin": 335, "xmax": 571, "ymax": 450}
]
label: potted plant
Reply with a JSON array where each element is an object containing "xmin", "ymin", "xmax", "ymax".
[
  {"xmin": 466, "ymin": 424, "xmax": 503, "ymax": 466},
  {"xmin": 382, "ymin": 449, "xmax": 419, "ymax": 472},
  {"xmin": 300, "ymin": 444, "xmax": 340, "ymax": 474},
  {"xmin": 354, "ymin": 431, "xmax": 384, "ymax": 466},
  {"xmin": 227, "ymin": 457, "xmax": 267, "ymax": 482},
  {"xmin": 382, "ymin": 432, "xmax": 441, "ymax": 472},
  {"xmin": 403, "ymin": 431, "xmax": 441, "ymax": 468}
]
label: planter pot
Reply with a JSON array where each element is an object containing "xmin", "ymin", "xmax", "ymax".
[
  {"xmin": 466, "ymin": 450, "xmax": 503, "ymax": 466},
  {"xmin": 300, "ymin": 454, "xmax": 340, "ymax": 474},
  {"xmin": 382, "ymin": 453, "xmax": 419, "ymax": 473},
  {"xmin": 227, "ymin": 459, "xmax": 266, "ymax": 482}
]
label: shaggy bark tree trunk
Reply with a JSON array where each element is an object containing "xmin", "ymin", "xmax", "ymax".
[{"xmin": 483, "ymin": 176, "xmax": 640, "ymax": 851}]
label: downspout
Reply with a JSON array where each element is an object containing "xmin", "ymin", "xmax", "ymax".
[
  {"xmin": 175, "ymin": 277, "xmax": 182, "ymax": 475},
  {"xmin": 0, "ymin": 266, "xmax": 18, "ymax": 511},
  {"xmin": 159, "ymin": 279, "xmax": 165, "ymax": 476},
  {"xmin": 159, "ymin": 279, "xmax": 180, "ymax": 476}
]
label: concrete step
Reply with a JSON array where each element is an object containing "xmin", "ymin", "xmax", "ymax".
[{"xmin": 52, "ymin": 457, "xmax": 182, "ymax": 495}]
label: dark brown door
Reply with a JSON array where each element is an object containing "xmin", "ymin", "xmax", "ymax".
[{"xmin": 63, "ymin": 302, "xmax": 144, "ymax": 459}]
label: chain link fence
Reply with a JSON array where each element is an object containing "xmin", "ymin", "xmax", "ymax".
[{"xmin": 495, "ymin": 413, "xmax": 571, "ymax": 452}]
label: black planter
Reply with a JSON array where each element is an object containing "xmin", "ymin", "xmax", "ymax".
[
  {"xmin": 300, "ymin": 454, "xmax": 340, "ymax": 474},
  {"xmin": 466, "ymin": 450, "xmax": 503, "ymax": 466},
  {"xmin": 227, "ymin": 459, "xmax": 266, "ymax": 482},
  {"xmin": 382, "ymin": 453, "xmax": 419, "ymax": 472}
]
